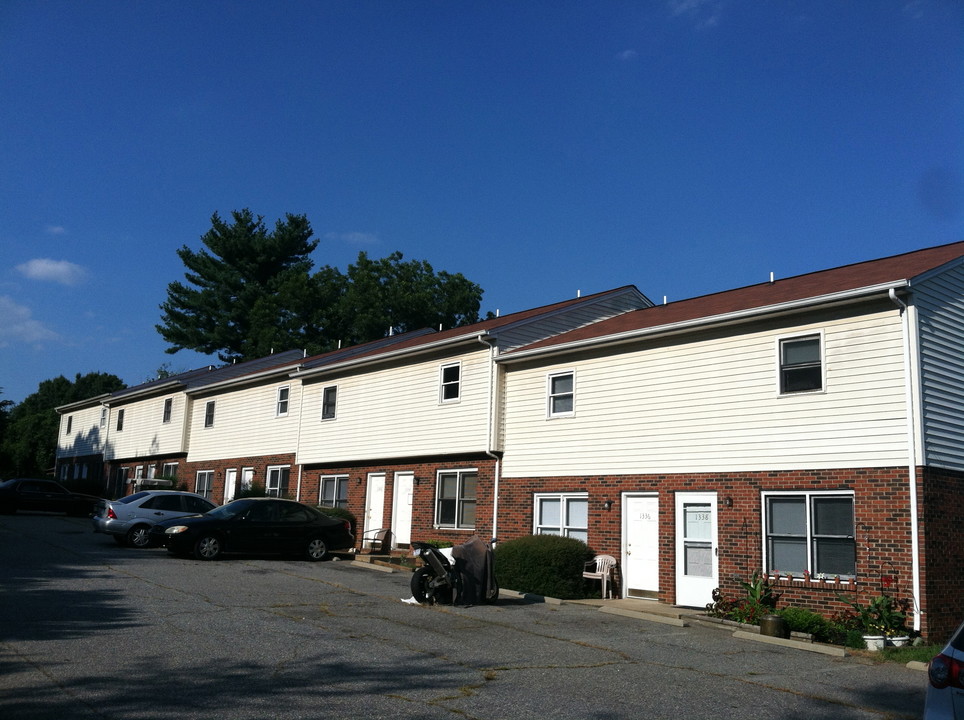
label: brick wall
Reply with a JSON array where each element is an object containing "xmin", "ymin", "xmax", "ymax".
[
  {"xmin": 302, "ymin": 454, "xmax": 499, "ymax": 547},
  {"xmin": 498, "ymin": 466, "xmax": 955, "ymax": 640},
  {"xmin": 920, "ymin": 466, "xmax": 964, "ymax": 643}
]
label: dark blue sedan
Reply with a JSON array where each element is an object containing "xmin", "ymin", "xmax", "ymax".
[{"xmin": 150, "ymin": 497, "xmax": 354, "ymax": 561}]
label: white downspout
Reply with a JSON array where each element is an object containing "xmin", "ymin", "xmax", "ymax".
[
  {"xmin": 478, "ymin": 335, "xmax": 501, "ymax": 541},
  {"xmin": 295, "ymin": 381, "xmax": 305, "ymax": 503},
  {"xmin": 890, "ymin": 288, "xmax": 922, "ymax": 633}
]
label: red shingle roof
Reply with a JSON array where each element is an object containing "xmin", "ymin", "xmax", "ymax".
[{"xmin": 506, "ymin": 241, "xmax": 964, "ymax": 356}]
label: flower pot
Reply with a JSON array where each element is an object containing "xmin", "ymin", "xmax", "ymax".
[
  {"xmin": 887, "ymin": 636, "xmax": 910, "ymax": 647},
  {"xmin": 760, "ymin": 614, "xmax": 790, "ymax": 639},
  {"xmin": 863, "ymin": 635, "xmax": 886, "ymax": 651}
]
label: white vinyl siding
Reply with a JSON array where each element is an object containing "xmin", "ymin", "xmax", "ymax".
[
  {"xmin": 186, "ymin": 382, "xmax": 302, "ymax": 463},
  {"xmin": 106, "ymin": 394, "xmax": 188, "ymax": 461},
  {"xmin": 501, "ymin": 306, "xmax": 909, "ymax": 477},
  {"xmin": 298, "ymin": 349, "xmax": 492, "ymax": 464},
  {"xmin": 57, "ymin": 404, "xmax": 108, "ymax": 457},
  {"xmin": 915, "ymin": 262, "xmax": 964, "ymax": 471}
]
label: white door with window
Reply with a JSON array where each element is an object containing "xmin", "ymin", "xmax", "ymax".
[
  {"xmin": 364, "ymin": 473, "xmax": 386, "ymax": 538},
  {"xmin": 675, "ymin": 492, "xmax": 718, "ymax": 607},
  {"xmin": 391, "ymin": 472, "xmax": 414, "ymax": 547},
  {"xmin": 224, "ymin": 468, "xmax": 237, "ymax": 503},
  {"xmin": 623, "ymin": 494, "xmax": 659, "ymax": 599}
]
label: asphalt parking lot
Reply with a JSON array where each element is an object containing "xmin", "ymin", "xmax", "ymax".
[{"xmin": 0, "ymin": 513, "xmax": 927, "ymax": 719}]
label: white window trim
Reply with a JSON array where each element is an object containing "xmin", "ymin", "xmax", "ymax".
[
  {"xmin": 760, "ymin": 489, "xmax": 855, "ymax": 579},
  {"xmin": 546, "ymin": 370, "xmax": 576, "ymax": 418},
  {"xmin": 276, "ymin": 385, "xmax": 290, "ymax": 417},
  {"xmin": 162, "ymin": 398, "xmax": 173, "ymax": 424},
  {"xmin": 439, "ymin": 361, "xmax": 461, "ymax": 404},
  {"xmin": 775, "ymin": 331, "xmax": 826, "ymax": 397},
  {"xmin": 100, "ymin": 407, "xmax": 107, "ymax": 428},
  {"xmin": 266, "ymin": 465, "xmax": 291, "ymax": 498},
  {"xmin": 204, "ymin": 400, "xmax": 215, "ymax": 428},
  {"xmin": 319, "ymin": 474, "xmax": 349, "ymax": 508},
  {"xmin": 321, "ymin": 385, "xmax": 338, "ymax": 421},
  {"xmin": 533, "ymin": 492, "xmax": 589, "ymax": 538},
  {"xmin": 196, "ymin": 470, "xmax": 214, "ymax": 499},
  {"xmin": 434, "ymin": 468, "xmax": 478, "ymax": 530}
]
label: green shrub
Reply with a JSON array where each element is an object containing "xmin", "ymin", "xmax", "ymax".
[
  {"xmin": 234, "ymin": 482, "xmax": 268, "ymax": 499},
  {"xmin": 777, "ymin": 606, "xmax": 834, "ymax": 642},
  {"xmin": 494, "ymin": 534, "xmax": 595, "ymax": 599}
]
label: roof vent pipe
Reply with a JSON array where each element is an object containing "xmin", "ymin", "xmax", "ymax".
[
  {"xmin": 663, "ymin": 296, "xmax": 667, "ymax": 305},
  {"xmin": 577, "ymin": 289, "xmax": 581, "ymax": 298},
  {"xmin": 770, "ymin": 272, "xmax": 775, "ymax": 283}
]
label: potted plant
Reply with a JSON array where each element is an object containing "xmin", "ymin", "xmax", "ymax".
[{"xmin": 840, "ymin": 594, "xmax": 907, "ymax": 651}]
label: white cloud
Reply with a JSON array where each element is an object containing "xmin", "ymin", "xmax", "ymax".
[
  {"xmin": 324, "ymin": 231, "xmax": 380, "ymax": 246},
  {"xmin": 0, "ymin": 296, "xmax": 60, "ymax": 347},
  {"xmin": 45, "ymin": 225, "xmax": 67, "ymax": 235},
  {"xmin": 668, "ymin": 0, "xmax": 722, "ymax": 28},
  {"xmin": 619, "ymin": 49, "xmax": 639, "ymax": 61},
  {"xmin": 16, "ymin": 258, "xmax": 88, "ymax": 285}
]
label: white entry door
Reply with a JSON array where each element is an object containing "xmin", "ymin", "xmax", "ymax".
[
  {"xmin": 223, "ymin": 468, "xmax": 238, "ymax": 504},
  {"xmin": 364, "ymin": 473, "xmax": 386, "ymax": 538},
  {"xmin": 623, "ymin": 494, "xmax": 660, "ymax": 599},
  {"xmin": 675, "ymin": 492, "xmax": 718, "ymax": 607},
  {"xmin": 391, "ymin": 471, "xmax": 414, "ymax": 547}
]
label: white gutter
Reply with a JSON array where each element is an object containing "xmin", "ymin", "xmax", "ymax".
[
  {"xmin": 478, "ymin": 334, "xmax": 501, "ymax": 542},
  {"xmin": 890, "ymin": 287, "xmax": 923, "ymax": 633},
  {"xmin": 499, "ymin": 281, "xmax": 910, "ymax": 363},
  {"xmin": 291, "ymin": 331, "xmax": 493, "ymax": 380},
  {"xmin": 184, "ymin": 364, "xmax": 303, "ymax": 396},
  {"xmin": 102, "ymin": 381, "xmax": 183, "ymax": 405},
  {"xmin": 55, "ymin": 393, "xmax": 112, "ymax": 413}
]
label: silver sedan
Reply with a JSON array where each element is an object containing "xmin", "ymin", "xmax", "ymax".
[{"xmin": 92, "ymin": 490, "xmax": 216, "ymax": 548}]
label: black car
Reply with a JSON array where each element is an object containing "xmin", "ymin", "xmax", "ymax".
[
  {"xmin": 0, "ymin": 478, "xmax": 101, "ymax": 516},
  {"xmin": 149, "ymin": 497, "xmax": 354, "ymax": 561}
]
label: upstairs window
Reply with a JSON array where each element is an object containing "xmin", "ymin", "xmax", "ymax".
[
  {"xmin": 779, "ymin": 335, "xmax": 823, "ymax": 394},
  {"xmin": 440, "ymin": 362, "xmax": 461, "ymax": 403},
  {"xmin": 116, "ymin": 409, "xmax": 125, "ymax": 432},
  {"xmin": 65, "ymin": 416, "xmax": 73, "ymax": 435},
  {"xmin": 162, "ymin": 398, "xmax": 173, "ymax": 424},
  {"xmin": 547, "ymin": 371, "xmax": 575, "ymax": 417},
  {"xmin": 764, "ymin": 492, "xmax": 855, "ymax": 578},
  {"xmin": 321, "ymin": 386, "xmax": 337, "ymax": 420},
  {"xmin": 100, "ymin": 407, "xmax": 107, "ymax": 427},
  {"xmin": 276, "ymin": 386, "xmax": 290, "ymax": 417},
  {"xmin": 204, "ymin": 401, "xmax": 215, "ymax": 428}
]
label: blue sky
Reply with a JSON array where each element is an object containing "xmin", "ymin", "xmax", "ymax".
[{"xmin": 1, "ymin": 0, "xmax": 961, "ymax": 405}]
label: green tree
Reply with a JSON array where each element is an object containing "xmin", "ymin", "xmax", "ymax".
[
  {"xmin": 328, "ymin": 251, "xmax": 483, "ymax": 346},
  {"xmin": 157, "ymin": 209, "xmax": 319, "ymax": 362},
  {"xmin": 0, "ymin": 373, "xmax": 125, "ymax": 479},
  {"xmin": 157, "ymin": 209, "xmax": 485, "ymax": 361}
]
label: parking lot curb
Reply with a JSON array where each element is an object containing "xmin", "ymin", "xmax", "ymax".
[
  {"xmin": 347, "ymin": 560, "xmax": 396, "ymax": 573},
  {"xmin": 732, "ymin": 630, "xmax": 847, "ymax": 656},
  {"xmin": 599, "ymin": 606, "xmax": 687, "ymax": 627}
]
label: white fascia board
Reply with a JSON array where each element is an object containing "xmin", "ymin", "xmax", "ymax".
[
  {"xmin": 498, "ymin": 281, "xmax": 909, "ymax": 364},
  {"xmin": 55, "ymin": 393, "xmax": 113, "ymax": 414},
  {"xmin": 184, "ymin": 364, "xmax": 305, "ymax": 396},
  {"xmin": 291, "ymin": 333, "xmax": 490, "ymax": 380},
  {"xmin": 102, "ymin": 381, "xmax": 184, "ymax": 406}
]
